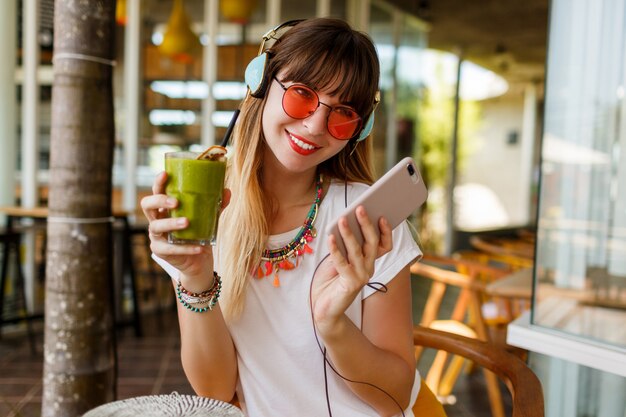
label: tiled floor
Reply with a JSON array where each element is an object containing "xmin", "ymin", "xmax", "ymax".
[
  {"xmin": 0, "ymin": 279, "xmax": 510, "ymax": 417},
  {"xmin": 0, "ymin": 310, "xmax": 193, "ymax": 417}
]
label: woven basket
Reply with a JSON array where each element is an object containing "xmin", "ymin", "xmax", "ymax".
[{"xmin": 82, "ymin": 393, "xmax": 244, "ymax": 417}]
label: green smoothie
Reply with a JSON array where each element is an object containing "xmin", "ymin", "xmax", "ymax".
[{"xmin": 165, "ymin": 151, "xmax": 226, "ymax": 245}]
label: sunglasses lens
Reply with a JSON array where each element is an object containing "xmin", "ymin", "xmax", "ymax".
[
  {"xmin": 283, "ymin": 85, "xmax": 319, "ymax": 119},
  {"xmin": 328, "ymin": 108, "xmax": 362, "ymax": 140},
  {"xmin": 280, "ymin": 81, "xmax": 362, "ymax": 140}
]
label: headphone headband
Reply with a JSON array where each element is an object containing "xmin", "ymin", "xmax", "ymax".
[
  {"xmin": 244, "ymin": 20, "xmax": 302, "ymax": 99},
  {"xmin": 258, "ymin": 20, "xmax": 304, "ymax": 54}
]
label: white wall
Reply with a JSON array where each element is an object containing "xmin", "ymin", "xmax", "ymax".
[{"xmin": 458, "ymin": 93, "xmax": 532, "ymax": 229}]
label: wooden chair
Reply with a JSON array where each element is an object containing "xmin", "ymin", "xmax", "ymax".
[
  {"xmin": 450, "ymin": 250, "xmax": 534, "ymax": 330},
  {"xmin": 411, "ymin": 258, "xmax": 510, "ymax": 417},
  {"xmin": 466, "ymin": 235, "xmax": 535, "ymax": 268},
  {"xmin": 0, "ymin": 229, "xmax": 43, "ymax": 354},
  {"xmin": 455, "ymin": 248, "xmax": 534, "ymax": 272},
  {"xmin": 420, "ymin": 254, "xmax": 529, "ymax": 338},
  {"xmin": 412, "ymin": 326, "xmax": 544, "ymax": 417}
]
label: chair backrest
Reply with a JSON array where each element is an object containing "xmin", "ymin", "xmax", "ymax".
[
  {"xmin": 411, "ymin": 256, "xmax": 494, "ymax": 341},
  {"xmin": 411, "ymin": 256, "xmax": 528, "ymax": 417},
  {"xmin": 464, "ymin": 235, "xmax": 535, "ymax": 270},
  {"xmin": 421, "ymin": 253, "xmax": 528, "ymax": 326},
  {"xmin": 414, "ymin": 326, "xmax": 544, "ymax": 417}
]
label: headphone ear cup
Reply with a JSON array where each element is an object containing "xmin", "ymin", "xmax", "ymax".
[
  {"xmin": 356, "ymin": 111, "xmax": 375, "ymax": 142},
  {"xmin": 245, "ymin": 53, "xmax": 269, "ymax": 98}
]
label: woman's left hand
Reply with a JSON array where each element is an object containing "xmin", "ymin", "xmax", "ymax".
[{"xmin": 311, "ymin": 206, "xmax": 393, "ymax": 335}]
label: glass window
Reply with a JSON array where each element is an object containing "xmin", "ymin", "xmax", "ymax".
[
  {"xmin": 369, "ymin": 4, "xmax": 395, "ymax": 177},
  {"xmin": 530, "ymin": 0, "xmax": 626, "ymax": 414},
  {"xmin": 534, "ymin": 0, "xmax": 626, "ymax": 349},
  {"xmin": 368, "ymin": 4, "xmax": 427, "ymax": 177}
]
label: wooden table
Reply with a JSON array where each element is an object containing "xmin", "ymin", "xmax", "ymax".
[
  {"xmin": 483, "ymin": 267, "xmax": 535, "ymax": 324},
  {"xmin": 0, "ymin": 206, "xmax": 144, "ymax": 337},
  {"xmin": 0, "ymin": 206, "xmax": 130, "ymax": 221},
  {"xmin": 485, "ymin": 267, "xmax": 534, "ymax": 300},
  {"xmin": 0, "ymin": 206, "xmax": 50, "ymax": 219},
  {"xmin": 485, "ymin": 267, "xmax": 602, "ymax": 319}
]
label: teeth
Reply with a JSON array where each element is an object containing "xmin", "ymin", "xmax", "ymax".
[{"xmin": 289, "ymin": 134, "xmax": 316, "ymax": 151}]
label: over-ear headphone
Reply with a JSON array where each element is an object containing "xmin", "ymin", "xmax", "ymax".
[{"xmin": 243, "ymin": 20, "xmax": 378, "ymax": 142}]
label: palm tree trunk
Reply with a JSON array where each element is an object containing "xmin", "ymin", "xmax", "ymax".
[{"xmin": 42, "ymin": 1, "xmax": 117, "ymax": 415}]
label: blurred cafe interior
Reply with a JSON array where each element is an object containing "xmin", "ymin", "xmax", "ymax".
[{"xmin": 1, "ymin": 0, "xmax": 625, "ymax": 416}]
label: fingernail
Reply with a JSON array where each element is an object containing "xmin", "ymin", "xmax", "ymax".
[
  {"xmin": 176, "ymin": 218, "xmax": 186, "ymax": 226},
  {"xmin": 166, "ymin": 198, "xmax": 177, "ymax": 207}
]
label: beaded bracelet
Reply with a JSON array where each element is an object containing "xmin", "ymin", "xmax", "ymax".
[
  {"xmin": 177, "ymin": 277, "xmax": 218, "ymax": 304},
  {"xmin": 176, "ymin": 272, "xmax": 222, "ymax": 313}
]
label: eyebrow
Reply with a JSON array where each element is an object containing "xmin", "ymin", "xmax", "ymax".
[{"xmin": 274, "ymin": 76, "xmax": 358, "ymax": 110}]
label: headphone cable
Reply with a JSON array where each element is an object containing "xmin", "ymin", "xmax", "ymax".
[{"xmin": 309, "ymin": 253, "xmax": 404, "ymax": 417}]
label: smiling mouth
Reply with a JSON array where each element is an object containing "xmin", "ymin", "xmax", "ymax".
[{"xmin": 288, "ymin": 132, "xmax": 319, "ymax": 151}]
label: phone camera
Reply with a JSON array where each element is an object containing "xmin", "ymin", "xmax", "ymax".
[{"xmin": 406, "ymin": 164, "xmax": 416, "ymax": 176}]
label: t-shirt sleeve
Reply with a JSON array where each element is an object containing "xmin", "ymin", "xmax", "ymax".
[{"xmin": 362, "ymin": 220, "xmax": 422, "ymax": 299}]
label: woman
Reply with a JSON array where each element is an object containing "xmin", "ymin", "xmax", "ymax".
[{"xmin": 142, "ymin": 18, "xmax": 422, "ymax": 417}]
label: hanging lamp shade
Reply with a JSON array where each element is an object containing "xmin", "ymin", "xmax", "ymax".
[
  {"xmin": 158, "ymin": 0, "xmax": 201, "ymax": 64},
  {"xmin": 116, "ymin": 0, "xmax": 126, "ymax": 25},
  {"xmin": 220, "ymin": 0, "xmax": 258, "ymax": 24}
]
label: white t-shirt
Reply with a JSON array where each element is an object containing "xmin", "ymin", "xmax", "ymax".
[{"xmin": 155, "ymin": 180, "xmax": 422, "ymax": 417}]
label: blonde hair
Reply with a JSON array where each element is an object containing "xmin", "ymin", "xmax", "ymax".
[{"xmin": 218, "ymin": 18, "xmax": 380, "ymax": 320}]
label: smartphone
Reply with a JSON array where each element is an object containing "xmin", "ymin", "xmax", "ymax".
[{"xmin": 326, "ymin": 157, "xmax": 428, "ymax": 258}]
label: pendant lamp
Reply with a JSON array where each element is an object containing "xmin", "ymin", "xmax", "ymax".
[
  {"xmin": 159, "ymin": 0, "xmax": 201, "ymax": 64},
  {"xmin": 220, "ymin": 0, "xmax": 257, "ymax": 24},
  {"xmin": 116, "ymin": 0, "xmax": 126, "ymax": 25}
]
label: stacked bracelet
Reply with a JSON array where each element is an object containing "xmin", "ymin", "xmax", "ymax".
[{"xmin": 176, "ymin": 272, "xmax": 222, "ymax": 313}]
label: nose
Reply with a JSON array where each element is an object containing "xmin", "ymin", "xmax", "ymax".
[{"xmin": 302, "ymin": 104, "xmax": 329, "ymax": 137}]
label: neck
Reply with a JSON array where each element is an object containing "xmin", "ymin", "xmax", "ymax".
[{"xmin": 262, "ymin": 167, "xmax": 318, "ymax": 209}]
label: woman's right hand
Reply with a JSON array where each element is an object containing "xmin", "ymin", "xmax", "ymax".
[{"xmin": 140, "ymin": 171, "xmax": 231, "ymax": 293}]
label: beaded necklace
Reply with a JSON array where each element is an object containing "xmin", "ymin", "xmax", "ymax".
[{"xmin": 256, "ymin": 175, "xmax": 323, "ymax": 287}]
